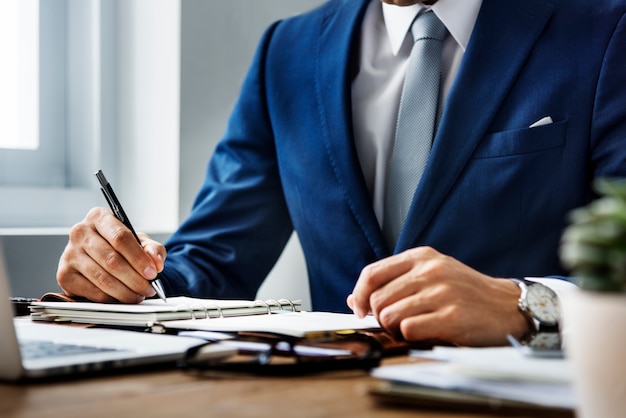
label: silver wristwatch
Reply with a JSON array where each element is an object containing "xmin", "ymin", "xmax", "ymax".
[{"xmin": 510, "ymin": 278, "xmax": 561, "ymax": 348}]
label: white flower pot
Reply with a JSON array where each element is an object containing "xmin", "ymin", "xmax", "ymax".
[{"xmin": 561, "ymin": 289, "xmax": 626, "ymax": 418}]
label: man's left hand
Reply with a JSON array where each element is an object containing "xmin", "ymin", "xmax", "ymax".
[{"xmin": 347, "ymin": 246, "xmax": 531, "ymax": 346}]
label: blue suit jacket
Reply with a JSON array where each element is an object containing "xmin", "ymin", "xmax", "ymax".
[{"xmin": 162, "ymin": 0, "xmax": 626, "ymax": 312}]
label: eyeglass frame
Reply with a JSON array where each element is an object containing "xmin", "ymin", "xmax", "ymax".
[{"xmin": 178, "ymin": 330, "xmax": 385, "ymax": 376}]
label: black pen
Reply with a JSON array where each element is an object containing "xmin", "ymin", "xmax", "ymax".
[{"xmin": 95, "ymin": 170, "xmax": 167, "ymax": 302}]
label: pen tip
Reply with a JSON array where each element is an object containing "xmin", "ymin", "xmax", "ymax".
[{"xmin": 151, "ymin": 279, "xmax": 167, "ymax": 303}]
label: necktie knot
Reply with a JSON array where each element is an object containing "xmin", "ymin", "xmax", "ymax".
[{"xmin": 411, "ymin": 11, "xmax": 447, "ymax": 43}]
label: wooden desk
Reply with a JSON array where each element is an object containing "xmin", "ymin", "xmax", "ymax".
[{"xmin": 0, "ymin": 354, "xmax": 571, "ymax": 418}]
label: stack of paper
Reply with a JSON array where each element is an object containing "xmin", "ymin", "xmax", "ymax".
[{"xmin": 370, "ymin": 346, "xmax": 575, "ymax": 413}]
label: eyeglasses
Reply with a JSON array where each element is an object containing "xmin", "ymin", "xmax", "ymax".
[{"xmin": 179, "ymin": 331, "xmax": 384, "ymax": 376}]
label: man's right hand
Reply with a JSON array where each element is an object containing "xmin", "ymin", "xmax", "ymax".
[{"xmin": 56, "ymin": 207, "xmax": 167, "ymax": 303}]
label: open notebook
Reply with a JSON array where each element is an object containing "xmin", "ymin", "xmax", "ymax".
[
  {"xmin": 31, "ymin": 296, "xmax": 302, "ymax": 328},
  {"xmin": 30, "ymin": 296, "xmax": 382, "ymax": 338},
  {"xmin": 0, "ymin": 241, "xmax": 232, "ymax": 381}
]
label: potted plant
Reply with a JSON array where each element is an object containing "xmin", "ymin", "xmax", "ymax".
[{"xmin": 559, "ymin": 177, "xmax": 626, "ymax": 418}]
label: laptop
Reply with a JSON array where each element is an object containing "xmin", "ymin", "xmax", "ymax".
[{"xmin": 0, "ymin": 240, "xmax": 233, "ymax": 381}]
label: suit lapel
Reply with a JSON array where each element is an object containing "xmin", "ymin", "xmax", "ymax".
[
  {"xmin": 314, "ymin": 0, "xmax": 390, "ymax": 258},
  {"xmin": 397, "ymin": 0, "xmax": 555, "ymax": 251}
]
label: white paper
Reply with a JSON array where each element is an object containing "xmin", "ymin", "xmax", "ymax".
[
  {"xmin": 373, "ymin": 346, "xmax": 575, "ymax": 409},
  {"xmin": 167, "ymin": 311, "xmax": 381, "ymax": 337}
]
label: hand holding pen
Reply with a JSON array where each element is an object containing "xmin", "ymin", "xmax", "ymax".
[{"xmin": 95, "ymin": 170, "xmax": 167, "ymax": 302}]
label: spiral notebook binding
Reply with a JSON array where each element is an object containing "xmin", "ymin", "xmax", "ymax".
[
  {"xmin": 266, "ymin": 300, "xmax": 282, "ymax": 312},
  {"xmin": 279, "ymin": 298, "xmax": 296, "ymax": 312},
  {"xmin": 188, "ymin": 304, "xmax": 202, "ymax": 320},
  {"xmin": 254, "ymin": 300, "xmax": 271, "ymax": 314},
  {"xmin": 253, "ymin": 299, "xmax": 299, "ymax": 314},
  {"xmin": 209, "ymin": 305, "xmax": 224, "ymax": 318},
  {"xmin": 177, "ymin": 299, "xmax": 300, "ymax": 320},
  {"xmin": 29, "ymin": 296, "xmax": 302, "ymax": 327}
]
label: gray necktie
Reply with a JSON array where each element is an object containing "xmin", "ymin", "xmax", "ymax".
[{"xmin": 383, "ymin": 11, "xmax": 448, "ymax": 250}]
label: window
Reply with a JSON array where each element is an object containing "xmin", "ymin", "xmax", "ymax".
[
  {"xmin": 0, "ymin": 0, "xmax": 38, "ymax": 151},
  {"xmin": 0, "ymin": 0, "xmax": 101, "ymax": 228},
  {"xmin": 0, "ymin": 0, "xmax": 180, "ymax": 231}
]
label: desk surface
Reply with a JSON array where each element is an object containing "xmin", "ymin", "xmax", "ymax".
[{"xmin": 0, "ymin": 355, "xmax": 569, "ymax": 418}]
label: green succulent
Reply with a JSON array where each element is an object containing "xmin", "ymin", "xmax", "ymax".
[{"xmin": 560, "ymin": 178, "xmax": 626, "ymax": 292}]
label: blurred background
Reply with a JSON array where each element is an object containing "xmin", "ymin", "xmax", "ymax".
[{"xmin": 0, "ymin": 0, "xmax": 327, "ymax": 310}]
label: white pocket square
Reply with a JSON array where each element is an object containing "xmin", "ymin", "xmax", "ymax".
[{"xmin": 529, "ymin": 116, "xmax": 553, "ymax": 128}]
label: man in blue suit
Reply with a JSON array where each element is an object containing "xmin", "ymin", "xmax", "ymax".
[{"xmin": 57, "ymin": 0, "xmax": 626, "ymax": 346}]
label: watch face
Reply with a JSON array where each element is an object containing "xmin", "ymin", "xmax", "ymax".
[{"xmin": 527, "ymin": 285, "xmax": 560, "ymax": 325}]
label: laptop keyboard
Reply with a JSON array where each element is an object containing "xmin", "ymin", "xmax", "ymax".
[{"xmin": 20, "ymin": 340, "xmax": 122, "ymax": 360}]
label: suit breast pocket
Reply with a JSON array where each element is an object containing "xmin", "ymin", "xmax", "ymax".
[{"xmin": 472, "ymin": 120, "xmax": 567, "ymax": 159}]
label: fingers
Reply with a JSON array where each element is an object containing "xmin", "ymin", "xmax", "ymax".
[
  {"xmin": 57, "ymin": 233, "xmax": 148, "ymax": 303},
  {"xmin": 391, "ymin": 285, "xmax": 526, "ymax": 347},
  {"xmin": 137, "ymin": 232, "xmax": 167, "ymax": 272},
  {"xmin": 348, "ymin": 246, "xmax": 530, "ymax": 346},
  {"xmin": 373, "ymin": 279, "xmax": 444, "ymax": 331},
  {"xmin": 349, "ymin": 247, "xmax": 439, "ymax": 318},
  {"xmin": 57, "ymin": 269, "xmax": 143, "ymax": 304},
  {"xmin": 395, "ymin": 310, "xmax": 456, "ymax": 343},
  {"xmin": 56, "ymin": 207, "xmax": 164, "ymax": 303},
  {"xmin": 91, "ymin": 210, "xmax": 158, "ymax": 280}
]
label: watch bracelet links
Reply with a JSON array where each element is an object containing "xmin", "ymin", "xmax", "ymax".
[{"xmin": 509, "ymin": 278, "xmax": 560, "ymax": 343}]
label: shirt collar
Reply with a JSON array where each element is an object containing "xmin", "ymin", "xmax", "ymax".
[{"xmin": 381, "ymin": 0, "xmax": 483, "ymax": 55}]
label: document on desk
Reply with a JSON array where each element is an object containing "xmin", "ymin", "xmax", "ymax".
[
  {"xmin": 371, "ymin": 346, "xmax": 575, "ymax": 410},
  {"xmin": 166, "ymin": 311, "xmax": 382, "ymax": 338}
]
